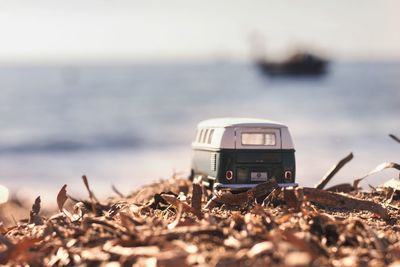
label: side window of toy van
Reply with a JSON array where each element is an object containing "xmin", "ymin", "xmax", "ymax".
[
  {"xmin": 207, "ymin": 129, "xmax": 214, "ymax": 144},
  {"xmin": 198, "ymin": 129, "xmax": 204, "ymax": 143},
  {"xmin": 202, "ymin": 129, "xmax": 209, "ymax": 143}
]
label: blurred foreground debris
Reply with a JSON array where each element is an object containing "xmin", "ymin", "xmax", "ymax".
[{"xmin": 0, "ymin": 167, "xmax": 400, "ymax": 266}]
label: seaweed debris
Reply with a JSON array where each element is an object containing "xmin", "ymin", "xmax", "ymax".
[{"xmin": 1, "ymin": 168, "xmax": 400, "ymax": 266}]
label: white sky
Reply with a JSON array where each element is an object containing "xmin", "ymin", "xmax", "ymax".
[{"xmin": 0, "ymin": 0, "xmax": 399, "ymax": 63}]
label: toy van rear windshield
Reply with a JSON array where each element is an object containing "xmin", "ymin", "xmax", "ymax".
[{"xmin": 241, "ymin": 132, "xmax": 276, "ymax": 146}]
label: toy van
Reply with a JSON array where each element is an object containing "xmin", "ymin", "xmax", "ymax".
[{"xmin": 191, "ymin": 118, "xmax": 296, "ymax": 190}]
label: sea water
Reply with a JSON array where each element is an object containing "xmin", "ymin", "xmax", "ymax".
[{"xmin": 0, "ymin": 62, "xmax": 399, "ymax": 205}]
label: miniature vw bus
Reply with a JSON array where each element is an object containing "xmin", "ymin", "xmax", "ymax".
[{"xmin": 191, "ymin": 118, "xmax": 296, "ymax": 190}]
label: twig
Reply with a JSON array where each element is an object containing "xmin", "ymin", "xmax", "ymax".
[
  {"xmin": 82, "ymin": 175, "xmax": 98, "ymax": 214},
  {"xmin": 389, "ymin": 134, "xmax": 400, "ymax": 144},
  {"xmin": 112, "ymin": 184, "xmax": 124, "ymax": 198},
  {"xmin": 315, "ymin": 153, "xmax": 353, "ymax": 189},
  {"xmin": 82, "ymin": 175, "xmax": 99, "ymax": 202}
]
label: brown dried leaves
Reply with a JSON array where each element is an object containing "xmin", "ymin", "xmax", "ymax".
[
  {"xmin": 2, "ymin": 170, "xmax": 400, "ymax": 266},
  {"xmin": 205, "ymin": 179, "xmax": 279, "ymax": 209},
  {"xmin": 57, "ymin": 184, "xmax": 68, "ymax": 212},
  {"xmin": 302, "ymin": 187, "xmax": 390, "ymax": 220},
  {"xmin": 161, "ymin": 193, "xmax": 203, "ymax": 219},
  {"xmin": 315, "ymin": 152, "xmax": 354, "ymax": 190},
  {"xmin": 28, "ymin": 196, "xmax": 43, "ymax": 225},
  {"xmin": 0, "ymin": 235, "xmax": 41, "ymax": 264}
]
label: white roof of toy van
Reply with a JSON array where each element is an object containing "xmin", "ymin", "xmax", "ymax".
[
  {"xmin": 197, "ymin": 117, "xmax": 287, "ymax": 129},
  {"xmin": 193, "ymin": 117, "xmax": 294, "ymax": 149}
]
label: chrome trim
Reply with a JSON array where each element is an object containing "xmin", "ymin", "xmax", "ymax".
[
  {"xmin": 214, "ymin": 183, "xmax": 298, "ymax": 189},
  {"xmin": 279, "ymin": 183, "xmax": 298, "ymax": 187}
]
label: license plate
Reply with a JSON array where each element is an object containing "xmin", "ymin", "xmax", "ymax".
[{"xmin": 251, "ymin": 172, "xmax": 268, "ymax": 181}]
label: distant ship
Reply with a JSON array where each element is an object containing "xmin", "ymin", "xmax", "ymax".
[{"xmin": 256, "ymin": 52, "xmax": 329, "ymax": 76}]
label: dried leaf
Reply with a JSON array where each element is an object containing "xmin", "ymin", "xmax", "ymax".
[
  {"xmin": 364, "ymin": 162, "xmax": 400, "ymax": 178},
  {"xmin": 315, "ymin": 152, "xmax": 353, "ymax": 189},
  {"xmin": 9, "ymin": 238, "xmax": 41, "ymax": 263},
  {"xmin": 383, "ymin": 179, "xmax": 400, "ymax": 191},
  {"xmin": 302, "ymin": 187, "xmax": 389, "ymax": 220},
  {"xmin": 283, "ymin": 188, "xmax": 303, "ymax": 210},
  {"xmin": 28, "ymin": 196, "xmax": 43, "ymax": 225},
  {"xmin": 385, "ymin": 187, "xmax": 396, "ymax": 203},
  {"xmin": 247, "ymin": 241, "xmax": 274, "ymax": 258},
  {"xmin": 262, "ymin": 187, "xmax": 282, "ymax": 207},
  {"xmin": 279, "ymin": 230, "xmax": 317, "ymax": 258},
  {"xmin": 157, "ymin": 225, "xmax": 223, "ymax": 238},
  {"xmin": 224, "ymin": 236, "xmax": 242, "ymax": 250},
  {"xmin": 2, "ymin": 175, "xmax": 400, "ymax": 266},
  {"xmin": 0, "ymin": 236, "xmax": 41, "ymax": 265},
  {"xmin": 103, "ymin": 243, "xmax": 160, "ymax": 257},
  {"xmin": 326, "ymin": 183, "xmax": 354, "ymax": 193},
  {"xmin": 284, "ymin": 251, "xmax": 313, "ymax": 267},
  {"xmin": 168, "ymin": 203, "xmax": 183, "ymax": 230},
  {"xmin": 191, "ymin": 182, "xmax": 202, "ymax": 211},
  {"xmin": 57, "ymin": 184, "xmax": 68, "ymax": 212},
  {"xmin": 0, "ymin": 223, "xmax": 6, "ymax": 235},
  {"xmin": 352, "ymin": 177, "xmax": 365, "ymax": 191},
  {"xmin": 82, "ymin": 175, "xmax": 100, "ymax": 214},
  {"xmin": 211, "ymin": 179, "xmax": 279, "ymax": 207},
  {"xmin": 0, "ymin": 235, "xmax": 14, "ymax": 264},
  {"xmin": 111, "ymin": 184, "xmax": 124, "ymax": 198},
  {"xmin": 204, "ymin": 195, "xmax": 218, "ymax": 210},
  {"xmin": 389, "ymin": 134, "xmax": 400, "ymax": 144},
  {"xmin": 355, "ymin": 162, "xmax": 400, "ymax": 188},
  {"xmin": 156, "ymin": 250, "xmax": 188, "ymax": 267},
  {"xmin": 161, "ymin": 194, "xmax": 203, "ymax": 219},
  {"xmin": 82, "ymin": 175, "xmax": 98, "ymax": 201}
]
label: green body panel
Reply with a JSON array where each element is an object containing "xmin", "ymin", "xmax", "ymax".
[{"xmin": 191, "ymin": 148, "xmax": 296, "ymax": 187}]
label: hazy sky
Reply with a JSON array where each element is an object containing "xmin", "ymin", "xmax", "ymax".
[{"xmin": 0, "ymin": 0, "xmax": 399, "ymax": 63}]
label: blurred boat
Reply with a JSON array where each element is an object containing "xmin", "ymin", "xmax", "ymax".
[{"xmin": 256, "ymin": 52, "xmax": 329, "ymax": 76}]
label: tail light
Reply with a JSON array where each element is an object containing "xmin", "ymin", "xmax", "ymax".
[
  {"xmin": 284, "ymin": 171, "xmax": 292, "ymax": 181},
  {"xmin": 226, "ymin": 170, "xmax": 233, "ymax": 180}
]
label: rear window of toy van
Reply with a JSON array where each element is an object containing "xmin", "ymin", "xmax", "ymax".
[{"xmin": 241, "ymin": 133, "xmax": 276, "ymax": 146}]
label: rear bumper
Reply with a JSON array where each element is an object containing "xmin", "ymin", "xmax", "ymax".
[{"xmin": 213, "ymin": 182, "xmax": 298, "ymax": 190}]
